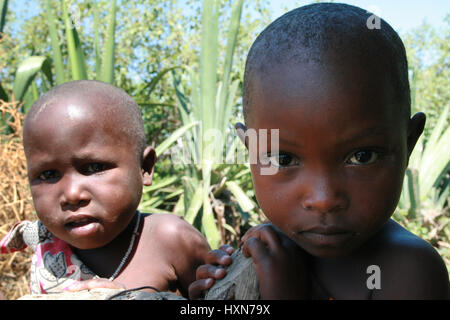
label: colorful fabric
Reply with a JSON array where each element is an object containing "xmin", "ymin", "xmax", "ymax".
[{"xmin": 1, "ymin": 220, "xmax": 97, "ymax": 294}]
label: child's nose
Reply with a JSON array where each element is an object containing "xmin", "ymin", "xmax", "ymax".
[
  {"xmin": 301, "ymin": 172, "xmax": 348, "ymax": 214},
  {"xmin": 60, "ymin": 174, "xmax": 90, "ymax": 208}
]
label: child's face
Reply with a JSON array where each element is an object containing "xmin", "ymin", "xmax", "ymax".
[
  {"xmin": 23, "ymin": 96, "xmax": 153, "ymax": 250},
  {"xmin": 245, "ymin": 61, "xmax": 421, "ymax": 258}
]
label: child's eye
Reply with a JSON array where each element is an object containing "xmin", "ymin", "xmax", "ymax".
[
  {"xmin": 38, "ymin": 170, "xmax": 60, "ymax": 181},
  {"xmin": 83, "ymin": 163, "xmax": 108, "ymax": 175},
  {"xmin": 267, "ymin": 153, "xmax": 300, "ymax": 168},
  {"xmin": 346, "ymin": 150, "xmax": 379, "ymax": 165}
]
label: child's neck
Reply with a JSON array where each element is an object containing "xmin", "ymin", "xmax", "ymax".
[
  {"xmin": 309, "ymin": 220, "xmax": 394, "ymax": 299},
  {"xmin": 73, "ymin": 212, "xmax": 140, "ymax": 279}
]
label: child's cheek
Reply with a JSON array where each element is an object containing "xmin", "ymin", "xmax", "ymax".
[{"xmin": 350, "ymin": 162, "xmax": 405, "ymax": 231}]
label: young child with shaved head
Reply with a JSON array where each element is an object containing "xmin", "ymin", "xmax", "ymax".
[
  {"xmin": 1, "ymin": 80, "xmax": 210, "ymax": 298},
  {"xmin": 189, "ymin": 3, "xmax": 449, "ymax": 300}
]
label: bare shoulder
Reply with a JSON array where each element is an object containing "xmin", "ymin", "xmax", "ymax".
[
  {"xmin": 135, "ymin": 213, "xmax": 210, "ymax": 295},
  {"xmin": 369, "ymin": 219, "xmax": 449, "ymax": 299},
  {"xmin": 142, "ymin": 213, "xmax": 209, "ymax": 250}
]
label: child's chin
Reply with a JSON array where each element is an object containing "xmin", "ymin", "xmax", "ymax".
[
  {"xmin": 67, "ymin": 237, "xmax": 109, "ymax": 251},
  {"xmin": 303, "ymin": 243, "xmax": 358, "ymax": 259}
]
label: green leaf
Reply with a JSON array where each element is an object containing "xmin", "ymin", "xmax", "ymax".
[
  {"xmin": 0, "ymin": 82, "xmax": 8, "ymax": 102},
  {"xmin": 201, "ymin": 159, "xmax": 220, "ymax": 248},
  {"xmin": 200, "ymin": 0, "xmax": 218, "ymax": 135},
  {"xmin": 185, "ymin": 185, "xmax": 203, "ymax": 225},
  {"xmin": 12, "ymin": 56, "xmax": 51, "ymax": 103},
  {"xmin": 92, "ymin": 1, "xmax": 101, "ymax": 80},
  {"xmin": 0, "ymin": 0, "xmax": 8, "ymax": 36},
  {"xmin": 220, "ymin": 78, "xmax": 239, "ymax": 135},
  {"xmin": 45, "ymin": 0, "xmax": 64, "ymax": 85},
  {"xmin": 172, "ymin": 194, "xmax": 185, "ymax": 216},
  {"xmin": 139, "ymin": 207, "xmax": 174, "ymax": 215},
  {"xmin": 419, "ymin": 105, "xmax": 450, "ymax": 199},
  {"xmin": 62, "ymin": 0, "xmax": 87, "ymax": 80},
  {"xmin": 202, "ymin": 194, "xmax": 220, "ymax": 249},
  {"xmin": 135, "ymin": 67, "xmax": 180, "ymax": 97},
  {"xmin": 143, "ymin": 175, "xmax": 179, "ymax": 193},
  {"xmin": 405, "ymin": 168, "xmax": 420, "ymax": 220},
  {"xmin": 216, "ymin": 0, "xmax": 243, "ymax": 127},
  {"xmin": 100, "ymin": 0, "xmax": 117, "ymax": 84},
  {"xmin": 136, "ymin": 102, "xmax": 176, "ymax": 108},
  {"xmin": 140, "ymin": 189, "xmax": 183, "ymax": 209},
  {"xmin": 226, "ymin": 180, "xmax": 255, "ymax": 212},
  {"xmin": 155, "ymin": 121, "xmax": 199, "ymax": 156}
]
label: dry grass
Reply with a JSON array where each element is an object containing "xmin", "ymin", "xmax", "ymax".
[{"xmin": 0, "ymin": 100, "xmax": 35, "ymax": 300}]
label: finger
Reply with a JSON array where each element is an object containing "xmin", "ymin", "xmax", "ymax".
[
  {"xmin": 242, "ymin": 236, "xmax": 269, "ymax": 261},
  {"xmin": 256, "ymin": 225, "xmax": 282, "ymax": 252},
  {"xmin": 241, "ymin": 224, "xmax": 281, "ymax": 252},
  {"xmin": 218, "ymin": 244, "xmax": 235, "ymax": 255},
  {"xmin": 196, "ymin": 264, "xmax": 227, "ymax": 280},
  {"xmin": 188, "ymin": 278, "xmax": 214, "ymax": 300},
  {"xmin": 240, "ymin": 223, "xmax": 271, "ymax": 247},
  {"xmin": 205, "ymin": 249, "xmax": 233, "ymax": 266}
]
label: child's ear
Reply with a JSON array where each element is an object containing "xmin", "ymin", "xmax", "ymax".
[
  {"xmin": 141, "ymin": 146, "xmax": 157, "ymax": 186},
  {"xmin": 235, "ymin": 122, "xmax": 248, "ymax": 149},
  {"xmin": 407, "ymin": 112, "xmax": 426, "ymax": 158}
]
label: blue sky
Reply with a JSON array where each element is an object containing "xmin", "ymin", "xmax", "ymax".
[
  {"xmin": 269, "ymin": 1, "xmax": 449, "ymax": 34},
  {"xmin": 10, "ymin": 1, "xmax": 449, "ymax": 37},
  {"xmin": 11, "ymin": 1, "xmax": 449, "ymax": 34}
]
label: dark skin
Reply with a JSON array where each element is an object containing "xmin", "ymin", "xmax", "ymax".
[
  {"xmin": 189, "ymin": 60, "xmax": 449, "ymax": 299},
  {"xmin": 23, "ymin": 94, "xmax": 210, "ymax": 297}
]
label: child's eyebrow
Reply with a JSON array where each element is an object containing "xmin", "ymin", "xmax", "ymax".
[
  {"xmin": 276, "ymin": 127, "xmax": 391, "ymax": 149},
  {"xmin": 70, "ymin": 153, "xmax": 115, "ymax": 164},
  {"xmin": 27, "ymin": 159, "xmax": 56, "ymax": 176},
  {"xmin": 336, "ymin": 127, "xmax": 390, "ymax": 146},
  {"xmin": 279, "ymin": 137, "xmax": 304, "ymax": 148}
]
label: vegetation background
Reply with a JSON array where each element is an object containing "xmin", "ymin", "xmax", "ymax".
[{"xmin": 0, "ymin": 0, "xmax": 448, "ymax": 299}]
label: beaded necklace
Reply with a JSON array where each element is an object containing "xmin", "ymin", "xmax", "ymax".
[{"xmin": 108, "ymin": 212, "xmax": 141, "ymax": 281}]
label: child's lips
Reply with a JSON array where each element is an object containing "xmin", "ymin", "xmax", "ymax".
[
  {"xmin": 64, "ymin": 214, "xmax": 100, "ymax": 236},
  {"xmin": 298, "ymin": 226, "xmax": 354, "ymax": 246}
]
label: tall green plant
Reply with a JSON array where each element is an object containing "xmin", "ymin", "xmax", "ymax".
[
  {"xmin": 399, "ymin": 105, "xmax": 450, "ymax": 217},
  {"xmin": 4, "ymin": 0, "xmax": 117, "ymax": 112},
  {"xmin": 2, "ymin": 0, "xmax": 194, "ymax": 210},
  {"xmin": 0, "ymin": 0, "xmax": 9, "ymax": 103},
  {"xmin": 165, "ymin": 0, "xmax": 258, "ymax": 249}
]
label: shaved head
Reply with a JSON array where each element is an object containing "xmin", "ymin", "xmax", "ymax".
[
  {"xmin": 243, "ymin": 3, "xmax": 410, "ymax": 124},
  {"xmin": 24, "ymin": 80, "xmax": 146, "ymax": 162}
]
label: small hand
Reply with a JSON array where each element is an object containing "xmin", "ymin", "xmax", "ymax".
[
  {"xmin": 188, "ymin": 244, "xmax": 235, "ymax": 299},
  {"xmin": 241, "ymin": 224, "xmax": 310, "ymax": 299},
  {"xmin": 65, "ymin": 278, "xmax": 125, "ymax": 292},
  {"xmin": 240, "ymin": 223, "xmax": 278, "ymax": 247}
]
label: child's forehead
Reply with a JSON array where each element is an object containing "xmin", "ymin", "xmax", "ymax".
[
  {"xmin": 256, "ymin": 58, "xmax": 395, "ymax": 106},
  {"xmin": 25, "ymin": 94, "xmax": 132, "ymax": 141},
  {"xmin": 247, "ymin": 60, "xmax": 404, "ymax": 132},
  {"xmin": 30, "ymin": 94, "xmax": 119, "ymax": 123}
]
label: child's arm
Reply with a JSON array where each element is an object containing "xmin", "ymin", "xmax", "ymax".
[
  {"xmin": 158, "ymin": 215, "xmax": 212, "ymax": 297},
  {"xmin": 370, "ymin": 239, "xmax": 448, "ymax": 299},
  {"xmin": 65, "ymin": 278, "xmax": 125, "ymax": 292},
  {"xmin": 241, "ymin": 224, "xmax": 310, "ymax": 299}
]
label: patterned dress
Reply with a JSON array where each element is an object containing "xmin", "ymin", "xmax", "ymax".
[{"xmin": 1, "ymin": 220, "xmax": 97, "ymax": 294}]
